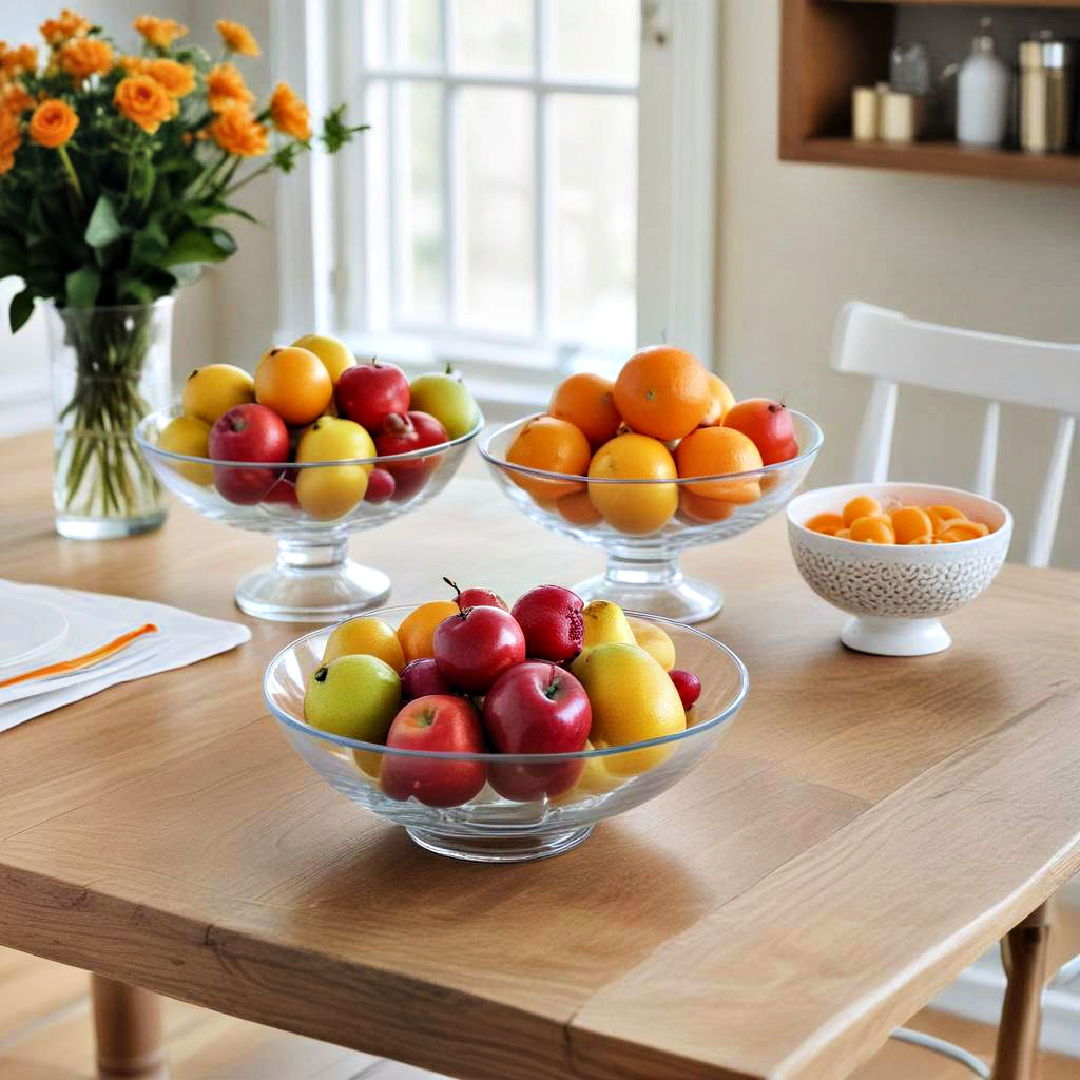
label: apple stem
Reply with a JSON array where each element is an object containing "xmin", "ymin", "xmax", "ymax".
[
  {"xmin": 443, "ymin": 576, "xmax": 467, "ymax": 618},
  {"xmin": 370, "ymin": 354, "xmax": 379, "ymax": 366},
  {"xmin": 544, "ymin": 663, "xmax": 560, "ymax": 699}
]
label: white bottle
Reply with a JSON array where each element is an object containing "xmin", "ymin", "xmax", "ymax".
[{"xmin": 957, "ymin": 19, "xmax": 1012, "ymax": 148}]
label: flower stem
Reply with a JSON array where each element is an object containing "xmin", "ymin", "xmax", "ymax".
[{"xmin": 57, "ymin": 145, "xmax": 83, "ymax": 206}]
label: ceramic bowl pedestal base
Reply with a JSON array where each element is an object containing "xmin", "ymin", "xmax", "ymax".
[{"xmin": 841, "ymin": 615, "xmax": 951, "ymax": 657}]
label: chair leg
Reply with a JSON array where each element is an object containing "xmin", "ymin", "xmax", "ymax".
[
  {"xmin": 991, "ymin": 902, "xmax": 1051, "ymax": 1080},
  {"xmin": 91, "ymin": 974, "xmax": 167, "ymax": 1078}
]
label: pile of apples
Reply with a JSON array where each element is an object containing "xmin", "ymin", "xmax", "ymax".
[
  {"xmin": 157, "ymin": 333, "xmax": 480, "ymax": 519},
  {"xmin": 303, "ymin": 583, "xmax": 703, "ymax": 809}
]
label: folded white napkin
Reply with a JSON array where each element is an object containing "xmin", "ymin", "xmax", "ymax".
[{"xmin": 0, "ymin": 579, "xmax": 251, "ymax": 732}]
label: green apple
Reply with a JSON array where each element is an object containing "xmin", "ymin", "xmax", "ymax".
[
  {"xmin": 303, "ymin": 654, "xmax": 402, "ymax": 741},
  {"xmin": 292, "ymin": 333, "xmax": 355, "ymax": 385},
  {"xmin": 408, "ymin": 366, "xmax": 481, "ymax": 439}
]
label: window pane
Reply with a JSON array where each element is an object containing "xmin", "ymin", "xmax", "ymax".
[
  {"xmin": 552, "ymin": 94, "xmax": 637, "ymax": 349},
  {"xmin": 454, "ymin": 0, "xmax": 532, "ymax": 74},
  {"xmin": 362, "ymin": 81, "xmax": 391, "ymax": 329},
  {"xmin": 458, "ymin": 88, "xmax": 535, "ymax": 334},
  {"xmin": 362, "ymin": 0, "xmax": 388, "ymax": 66},
  {"xmin": 397, "ymin": 83, "xmax": 445, "ymax": 322},
  {"xmin": 549, "ymin": 0, "xmax": 639, "ymax": 84},
  {"xmin": 393, "ymin": 0, "xmax": 441, "ymax": 66}
]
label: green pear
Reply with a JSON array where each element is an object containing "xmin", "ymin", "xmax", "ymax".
[
  {"xmin": 571, "ymin": 600, "xmax": 636, "ymax": 676},
  {"xmin": 303, "ymin": 655, "xmax": 402, "ymax": 741},
  {"xmin": 408, "ymin": 367, "xmax": 481, "ymax": 439}
]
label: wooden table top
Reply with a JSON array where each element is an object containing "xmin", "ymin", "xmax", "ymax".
[{"xmin": 1, "ymin": 431, "xmax": 1078, "ymax": 1080}]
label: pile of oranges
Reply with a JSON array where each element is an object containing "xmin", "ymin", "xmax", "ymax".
[
  {"xmin": 807, "ymin": 495, "xmax": 995, "ymax": 545},
  {"xmin": 504, "ymin": 347, "xmax": 799, "ymax": 536}
]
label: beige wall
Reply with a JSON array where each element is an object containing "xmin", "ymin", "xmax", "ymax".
[{"xmin": 715, "ymin": 1, "xmax": 1080, "ymax": 568}]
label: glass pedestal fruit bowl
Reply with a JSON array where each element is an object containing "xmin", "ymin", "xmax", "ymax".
[
  {"xmin": 136, "ymin": 408, "xmax": 482, "ymax": 622},
  {"xmin": 479, "ymin": 411, "xmax": 824, "ymax": 623},
  {"xmin": 264, "ymin": 606, "xmax": 749, "ymax": 863}
]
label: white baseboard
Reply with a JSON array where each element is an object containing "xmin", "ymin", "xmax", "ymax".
[{"xmin": 932, "ymin": 962, "xmax": 1080, "ymax": 1060}]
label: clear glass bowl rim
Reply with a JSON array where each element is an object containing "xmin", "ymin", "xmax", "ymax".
[
  {"xmin": 264, "ymin": 606, "xmax": 750, "ymax": 763},
  {"xmin": 135, "ymin": 405, "xmax": 485, "ymax": 470},
  {"xmin": 478, "ymin": 409, "xmax": 824, "ymax": 486}
]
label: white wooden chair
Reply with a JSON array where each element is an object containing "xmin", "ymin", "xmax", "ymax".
[
  {"xmin": 833, "ymin": 302, "xmax": 1080, "ymax": 1077},
  {"xmin": 832, "ymin": 301, "xmax": 1080, "ymax": 568}
]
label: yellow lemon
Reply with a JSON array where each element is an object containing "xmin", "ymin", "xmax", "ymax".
[
  {"xmin": 588, "ymin": 433, "xmax": 677, "ymax": 536},
  {"xmin": 627, "ymin": 616, "xmax": 676, "ymax": 671},
  {"xmin": 157, "ymin": 415, "xmax": 212, "ymax": 485},
  {"xmin": 571, "ymin": 641, "xmax": 686, "ymax": 775},
  {"xmin": 181, "ymin": 363, "xmax": 254, "ymax": 424},
  {"xmin": 324, "ymin": 616, "xmax": 406, "ymax": 672}
]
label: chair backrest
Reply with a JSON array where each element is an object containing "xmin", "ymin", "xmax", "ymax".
[{"xmin": 832, "ymin": 302, "xmax": 1080, "ymax": 568}]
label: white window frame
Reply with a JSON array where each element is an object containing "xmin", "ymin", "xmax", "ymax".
[{"xmin": 271, "ymin": 0, "xmax": 718, "ymax": 404}]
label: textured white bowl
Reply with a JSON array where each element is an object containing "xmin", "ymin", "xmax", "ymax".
[{"xmin": 787, "ymin": 483, "xmax": 1012, "ymax": 656}]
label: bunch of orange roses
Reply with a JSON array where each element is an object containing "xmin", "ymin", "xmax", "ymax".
[{"xmin": 0, "ymin": 7, "xmax": 364, "ymax": 330}]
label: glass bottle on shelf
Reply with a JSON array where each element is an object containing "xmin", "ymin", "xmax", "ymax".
[{"xmin": 957, "ymin": 18, "xmax": 1012, "ymax": 149}]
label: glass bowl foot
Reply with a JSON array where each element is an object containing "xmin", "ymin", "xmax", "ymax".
[
  {"xmin": 405, "ymin": 825, "xmax": 594, "ymax": 862},
  {"xmin": 841, "ymin": 615, "xmax": 951, "ymax": 656},
  {"xmin": 574, "ymin": 555, "xmax": 722, "ymax": 624},
  {"xmin": 235, "ymin": 539, "xmax": 390, "ymax": 623}
]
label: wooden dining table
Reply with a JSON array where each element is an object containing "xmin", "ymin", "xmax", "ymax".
[{"xmin": 1, "ymin": 431, "xmax": 1078, "ymax": 1080}]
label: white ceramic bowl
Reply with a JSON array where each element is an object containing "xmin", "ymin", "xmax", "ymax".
[{"xmin": 787, "ymin": 482, "xmax": 1013, "ymax": 656}]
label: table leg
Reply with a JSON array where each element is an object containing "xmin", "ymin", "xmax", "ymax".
[
  {"xmin": 991, "ymin": 902, "xmax": 1051, "ymax": 1080},
  {"xmin": 91, "ymin": 974, "xmax": 167, "ymax": 1078}
]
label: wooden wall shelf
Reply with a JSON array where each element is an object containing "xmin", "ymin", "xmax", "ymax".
[{"xmin": 780, "ymin": 0, "xmax": 1080, "ymax": 185}]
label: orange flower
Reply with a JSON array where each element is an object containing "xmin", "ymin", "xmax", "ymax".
[
  {"xmin": 206, "ymin": 62, "xmax": 253, "ymax": 113},
  {"xmin": 269, "ymin": 81, "xmax": 311, "ymax": 140},
  {"xmin": 132, "ymin": 15, "xmax": 188, "ymax": 49},
  {"xmin": 114, "ymin": 74, "xmax": 175, "ymax": 134},
  {"xmin": 118, "ymin": 55, "xmax": 150, "ymax": 75},
  {"xmin": 40, "ymin": 9, "xmax": 91, "ymax": 46},
  {"xmin": 145, "ymin": 58, "xmax": 195, "ymax": 97},
  {"xmin": 1, "ymin": 43, "xmax": 39, "ymax": 77},
  {"xmin": 0, "ymin": 109, "xmax": 22, "ymax": 174},
  {"xmin": 208, "ymin": 108, "xmax": 267, "ymax": 156},
  {"xmin": 58, "ymin": 38, "xmax": 113, "ymax": 79},
  {"xmin": 29, "ymin": 98, "xmax": 78, "ymax": 148},
  {"xmin": 215, "ymin": 19, "xmax": 259, "ymax": 57},
  {"xmin": 1, "ymin": 83, "xmax": 34, "ymax": 116}
]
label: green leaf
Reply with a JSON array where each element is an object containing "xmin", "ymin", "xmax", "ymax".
[
  {"xmin": 320, "ymin": 105, "xmax": 368, "ymax": 154},
  {"xmin": 162, "ymin": 227, "xmax": 236, "ymax": 267},
  {"xmin": 9, "ymin": 288, "xmax": 35, "ymax": 333},
  {"xmin": 116, "ymin": 278, "xmax": 156, "ymax": 305},
  {"xmin": 130, "ymin": 219, "xmax": 169, "ymax": 266},
  {"xmin": 183, "ymin": 202, "xmax": 258, "ymax": 226},
  {"xmin": 0, "ymin": 232, "xmax": 24, "ymax": 279},
  {"xmin": 84, "ymin": 193, "xmax": 127, "ymax": 249},
  {"xmin": 65, "ymin": 266, "xmax": 101, "ymax": 308}
]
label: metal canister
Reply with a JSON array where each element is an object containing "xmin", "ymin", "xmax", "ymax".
[{"xmin": 1019, "ymin": 32, "xmax": 1074, "ymax": 153}]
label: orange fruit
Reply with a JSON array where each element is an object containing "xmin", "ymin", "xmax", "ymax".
[
  {"xmin": 588, "ymin": 433, "xmax": 677, "ymax": 535},
  {"xmin": 849, "ymin": 515, "xmax": 894, "ymax": 543},
  {"xmin": 613, "ymin": 346, "xmax": 711, "ymax": 441},
  {"xmin": 677, "ymin": 489, "xmax": 735, "ymax": 524},
  {"xmin": 939, "ymin": 520, "xmax": 990, "ymax": 542},
  {"xmin": 254, "ymin": 346, "xmax": 333, "ymax": 426},
  {"xmin": 889, "ymin": 506, "xmax": 932, "ymax": 544},
  {"xmin": 805, "ymin": 512, "xmax": 846, "ymax": 536},
  {"xmin": 700, "ymin": 373, "xmax": 736, "ymax": 426},
  {"xmin": 843, "ymin": 495, "xmax": 881, "ymax": 526},
  {"xmin": 557, "ymin": 488, "xmax": 603, "ymax": 526},
  {"xmin": 549, "ymin": 373, "xmax": 621, "ymax": 448},
  {"xmin": 397, "ymin": 600, "xmax": 459, "ymax": 662},
  {"xmin": 673, "ymin": 426, "xmax": 763, "ymax": 504},
  {"xmin": 927, "ymin": 505, "xmax": 965, "ymax": 535},
  {"xmin": 505, "ymin": 416, "xmax": 591, "ymax": 500}
]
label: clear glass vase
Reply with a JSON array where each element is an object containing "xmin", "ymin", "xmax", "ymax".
[{"xmin": 47, "ymin": 299, "xmax": 172, "ymax": 540}]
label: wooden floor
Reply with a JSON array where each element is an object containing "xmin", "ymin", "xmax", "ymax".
[{"xmin": 0, "ymin": 948, "xmax": 1076, "ymax": 1080}]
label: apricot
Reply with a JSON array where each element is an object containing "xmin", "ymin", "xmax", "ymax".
[
  {"xmin": 849, "ymin": 515, "xmax": 894, "ymax": 543},
  {"xmin": 843, "ymin": 495, "xmax": 881, "ymax": 526},
  {"xmin": 939, "ymin": 520, "xmax": 990, "ymax": 542},
  {"xmin": 889, "ymin": 506, "xmax": 932, "ymax": 544},
  {"xmin": 805, "ymin": 512, "xmax": 846, "ymax": 536},
  {"xmin": 926, "ymin": 505, "xmax": 965, "ymax": 535}
]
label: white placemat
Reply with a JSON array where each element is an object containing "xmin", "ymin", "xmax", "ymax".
[{"xmin": 0, "ymin": 579, "xmax": 251, "ymax": 732}]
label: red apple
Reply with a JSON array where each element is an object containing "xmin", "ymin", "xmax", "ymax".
[
  {"xmin": 433, "ymin": 581, "xmax": 526, "ymax": 693},
  {"xmin": 209, "ymin": 403, "xmax": 289, "ymax": 504},
  {"xmin": 364, "ymin": 466, "xmax": 395, "ymax": 504},
  {"xmin": 335, "ymin": 358, "xmax": 410, "ymax": 433},
  {"xmin": 401, "ymin": 657, "xmax": 455, "ymax": 699},
  {"xmin": 380, "ymin": 694, "xmax": 487, "ymax": 807},
  {"xmin": 457, "ymin": 586, "xmax": 508, "ymax": 611},
  {"xmin": 722, "ymin": 399, "xmax": 798, "ymax": 466},
  {"xmin": 669, "ymin": 669, "xmax": 701, "ymax": 711},
  {"xmin": 510, "ymin": 585, "xmax": 584, "ymax": 662},
  {"xmin": 376, "ymin": 410, "xmax": 448, "ymax": 500},
  {"xmin": 263, "ymin": 473, "xmax": 299, "ymax": 507}
]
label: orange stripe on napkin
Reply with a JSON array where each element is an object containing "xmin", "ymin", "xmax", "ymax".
[{"xmin": 0, "ymin": 623, "xmax": 158, "ymax": 690}]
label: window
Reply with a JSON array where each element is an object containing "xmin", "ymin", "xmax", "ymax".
[{"xmin": 274, "ymin": 0, "xmax": 718, "ymax": 403}]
